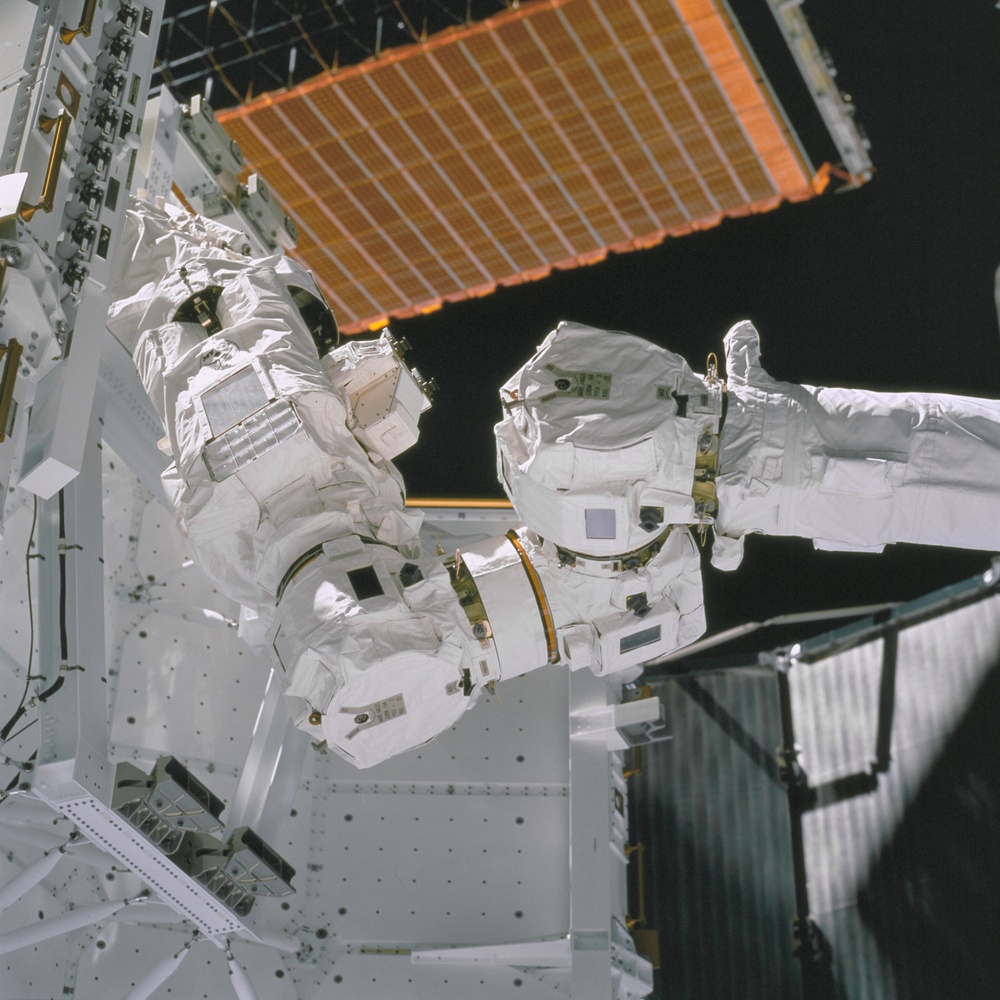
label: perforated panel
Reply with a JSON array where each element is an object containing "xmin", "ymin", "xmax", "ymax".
[
  {"xmin": 54, "ymin": 796, "xmax": 249, "ymax": 938},
  {"xmin": 298, "ymin": 788, "xmax": 568, "ymax": 942},
  {"xmin": 321, "ymin": 953, "xmax": 572, "ymax": 998},
  {"xmin": 0, "ymin": 431, "xmax": 632, "ymax": 997},
  {"xmin": 110, "ymin": 608, "xmax": 268, "ymax": 766},
  {"xmin": 107, "ymin": 477, "xmax": 268, "ymax": 772}
]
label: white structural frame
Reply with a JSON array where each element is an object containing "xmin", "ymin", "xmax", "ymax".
[
  {"xmin": 0, "ymin": 392, "xmax": 657, "ymax": 992},
  {"xmin": 761, "ymin": 0, "xmax": 874, "ymax": 182}
]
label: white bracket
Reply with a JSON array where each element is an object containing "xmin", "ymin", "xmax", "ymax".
[{"xmin": 570, "ymin": 698, "xmax": 662, "ymax": 751}]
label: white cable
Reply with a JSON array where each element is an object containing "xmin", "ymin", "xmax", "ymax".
[
  {"xmin": 0, "ymin": 898, "xmax": 128, "ymax": 955},
  {"xmin": 63, "ymin": 841, "xmax": 117, "ymax": 868},
  {"xmin": 0, "ymin": 822, "xmax": 67, "ymax": 852},
  {"xmin": 125, "ymin": 936, "xmax": 197, "ymax": 1000},
  {"xmin": 248, "ymin": 926, "xmax": 301, "ymax": 954},
  {"xmin": 226, "ymin": 945, "xmax": 260, "ymax": 1000},
  {"xmin": 0, "ymin": 843, "xmax": 66, "ymax": 911}
]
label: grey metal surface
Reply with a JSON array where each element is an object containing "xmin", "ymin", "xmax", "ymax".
[
  {"xmin": 0, "ymin": 447, "xmax": 633, "ymax": 997},
  {"xmin": 793, "ymin": 595, "xmax": 1000, "ymax": 1000},
  {"xmin": 632, "ymin": 589, "xmax": 1000, "ymax": 1000},
  {"xmin": 633, "ymin": 668, "xmax": 802, "ymax": 1000}
]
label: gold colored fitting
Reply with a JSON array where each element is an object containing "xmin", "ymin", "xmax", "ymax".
[
  {"xmin": 59, "ymin": 0, "xmax": 98, "ymax": 44},
  {"xmin": 18, "ymin": 111, "xmax": 72, "ymax": 221}
]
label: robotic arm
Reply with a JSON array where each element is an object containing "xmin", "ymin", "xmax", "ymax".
[
  {"xmin": 112, "ymin": 200, "xmax": 712, "ymax": 767},
  {"xmin": 116, "ymin": 196, "xmax": 1000, "ymax": 769}
]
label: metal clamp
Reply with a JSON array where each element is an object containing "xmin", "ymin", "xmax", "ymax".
[
  {"xmin": 505, "ymin": 531, "xmax": 559, "ymax": 664},
  {"xmin": 692, "ymin": 379, "xmax": 727, "ymax": 544},
  {"xmin": 445, "ymin": 550, "xmax": 493, "ymax": 645},
  {"xmin": 556, "ymin": 524, "xmax": 674, "ymax": 574}
]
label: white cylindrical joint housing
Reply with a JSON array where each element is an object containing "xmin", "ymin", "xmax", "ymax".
[
  {"xmin": 455, "ymin": 534, "xmax": 554, "ymax": 680},
  {"xmin": 268, "ymin": 538, "xmax": 481, "ymax": 769},
  {"xmin": 496, "ymin": 321, "xmax": 722, "ymax": 558},
  {"xmin": 514, "ymin": 527, "xmax": 706, "ymax": 676}
]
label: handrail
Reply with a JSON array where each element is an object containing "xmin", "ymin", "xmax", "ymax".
[
  {"xmin": 59, "ymin": 0, "xmax": 98, "ymax": 44},
  {"xmin": 18, "ymin": 112, "xmax": 72, "ymax": 221},
  {"xmin": 625, "ymin": 841, "xmax": 646, "ymax": 929},
  {"xmin": 0, "ymin": 339, "xmax": 23, "ymax": 442}
]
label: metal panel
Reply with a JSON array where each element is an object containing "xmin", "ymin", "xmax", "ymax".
[
  {"xmin": 790, "ymin": 641, "xmax": 884, "ymax": 785},
  {"xmin": 326, "ymin": 951, "xmax": 572, "ymax": 999},
  {"xmin": 793, "ymin": 597, "xmax": 1000, "ymax": 1000},
  {"xmin": 634, "ymin": 668, "xmax": 802, "ymax": 1000},
  {"xmin": 294, "ymin": 781, "xmax": 569, "ymax": 944},
  {"xmin": 109, "ymin": 604, "xmax": 268, "ymax": 769},
  {"xmin": 2, "ymin": 445, "xmax": 619, "ymax": 994}
]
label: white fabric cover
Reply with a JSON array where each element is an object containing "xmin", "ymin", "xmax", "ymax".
[
  {"xmin": 110, "ymin": 201, "xmax": 422, "ymax": 605},
  {"xmin": 495, "ymin": 323, "xmax": 713, "ymax": 670},
  {"xmin": 496, "ymin": 322, "xmax": 720, "ymax": 557},
  {"xmin": 716, "ymin": 320, "xmax": 1000, "ymax": 562},
  {"xmin": 117, "ymin": 199, "xmax": 1000, "ymax": 764},
  {"xmin": 109, "ymin": 198, "xmax": 481, "ymax": 768},
  {"xmin": 528, "ymin": 526, "xmax": 706, "ymax": 672},
  {"xmin": 272, "ymin": 547, "xmax": 476, "ymax": 769},
  {"xmin": 496, "ymin": 319, "xmax": 1000, "ymax": 673}
]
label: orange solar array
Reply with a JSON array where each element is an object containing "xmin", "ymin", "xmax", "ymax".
[{"xmin": 219, "ymin": 0, "xmax": 818, "ymax": 333}]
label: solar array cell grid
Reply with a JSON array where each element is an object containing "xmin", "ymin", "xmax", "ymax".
[
  {"xmin": 659, "ymin": 29, "xmax": 708, "ymax": 80},
  {"xmin": 340, "ymin": 76, "xmax": 391, "ymax": 128},
  {"xmin": 562, "ymin": 0, "xmax": 613, "ymax": 53},
  {"xmin": 595, "ymin": 49, "xmax": 646, "ymax": 99},
  {"xmin": 603, "ymin": 0, "xmax": 654, "ymax": 45},
  {"xmin": 671, "ymin": 173, "xmax": 718, "ymax": 220},
  {"xmin": 461, "ymin": 36, "xmax": 505, "ymax": 85},
  {"xmin": 395, "ymin": 53, "xmax": 441, "ymax": 104},
  {"xmin": 499, "ymin": 23, "xmax": 550, "ymax": 78},
  {"xmin": 629, "ymin": 0, "xmax": 683, "ymax": 33},
  {"xmin": 219, "ymin": 0, "xmax": 815, "ymax": 331},
  {"xmin": 650, "ymin": 87, "xmax": 703, "ymax": 142},
  {"xmin": 434, "ymin": 43, "xmax": 485, "ymax": 95},
  {"xmin": 686, "ymin": 72, "xmax": 730, "ymax": 119}
]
